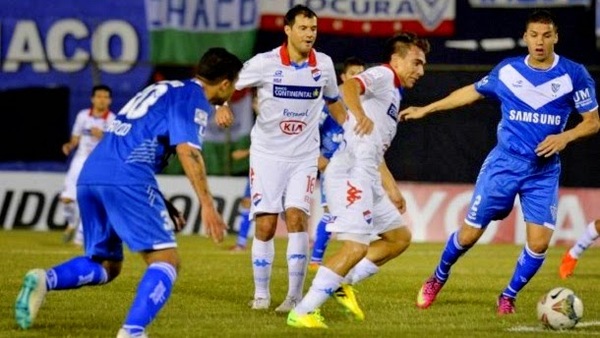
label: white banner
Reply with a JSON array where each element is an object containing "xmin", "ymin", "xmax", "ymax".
[
  {"xmin": 468, "ymin": 0, "xmax": 591, "ymax": 7},
  {"xmin": 1, "ymin": 172, "xmax": 597, "ymax": 245}
]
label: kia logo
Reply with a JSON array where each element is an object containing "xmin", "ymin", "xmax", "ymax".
[{"xmin": 280, "ymin": 120, "xmax": 306, "ymax": 135}]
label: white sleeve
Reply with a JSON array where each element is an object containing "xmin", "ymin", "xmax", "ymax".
[
  {"xmin": 235, "ymin": 54, "xmax": 263, "ymax": 90},
  {"xmin": 321, "ymin": 56, "xmax": 340, "ymax": 101},
  {"xmin": 71, "ymin": 111, "xmax": 86, "ymax": 136},
  {"xmin": 355, "ymin": 66, "xmax": 389, "ymax": 96}
]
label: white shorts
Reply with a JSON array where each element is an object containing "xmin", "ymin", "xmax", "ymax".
[
  {"xmin": 60, "ymin": 155, "xmax": 87, "ymax": 201},
  {"xmin": 249, "ymin": 153, "xmax": 317, "ymax": 220},
  {"xmin": 324, "ymin": 150, "xmax": 403, "ymax": 237}
]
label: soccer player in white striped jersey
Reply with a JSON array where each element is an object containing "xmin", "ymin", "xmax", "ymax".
[
  {"xmin": 60, "ymin": 85, "xmax": 115, "ymax": 245},
  {"xmin": 228, "ymin": 5, "xmax": 373, "ymax": 313},
  {"xmin": 401, "ymin": 10, "xmax": 599, "ymax": 315},
  {"xmin": 288, "ymin": 32, "xmax": 429, "ymax": 328}
]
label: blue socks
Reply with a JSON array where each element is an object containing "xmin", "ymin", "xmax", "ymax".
[
  {"xmin": 310, "ymin": 213, "xmax": 332, "ymax": 263},
  {"xmin": 435, "ymin": 231, "xmax": 470, "ymax": 282},
  {"xmin": 236, "ymin": 209, "xmax": 251, "ymax": 247},
  {"xmin": 123, "ymin": 262, "xmax": 177, "ymax": 336},
  {"xmin": 502, "ymin": 244, "xmax": 545, "ymax": 299},
  {"xmin": 46, "ymin": 256, "xmax": 108, "ymax": 290}
]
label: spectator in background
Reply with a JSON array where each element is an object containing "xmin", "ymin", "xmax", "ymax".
[
  {"xmin": 60, "ymin": 85, "xmax": 115, "ymax": 245},
  {"xmin": 14, "ymin": 47, "xmax": 242, "ymax": 338},
  {"xmin": 559, "ymin": 219, "xmax": 600, "ymax": 279},
  {"xmin": 400, "ymin": 10, "xmax": 599, "ymax": 315}
]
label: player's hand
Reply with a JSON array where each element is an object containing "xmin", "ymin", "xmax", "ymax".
[
  {"xmin": 62, "ymin": 143, "xmax": 73, "ymax": 156},
  {"xmin": 317, "ymin": 155, "xmax": 329, "ymax": 172},
  {"xmin": 399, "ymin": 106, "xmax": 428, "ymax": 121},
  {"xmin": 535, "ymin": 134, "xmax": 569, "ymax": 158},
  {"xmin": 215, "ymin": 105, "xmax": 234, "ymax": 128},
  {"xmin": 231, "ymin": 149, "xmax": 250, "ymax": 161},
  {"xmin": 354, "ymin": 114, "xmax": 374, "ymax": 136},
  {"xmin": 388, "ymin": 189, "xmax": 406, "ymax": 214},
  {"xmin": 90, "ymin": 127, "xmax": 103, "ymax": 139},
  {"xmin": 165, "ymin": 199, "xmax": 187, "ymax": 232},
  {"xmin": 201, "ymin": 205, "xmax": 226, "ymax": 244}
]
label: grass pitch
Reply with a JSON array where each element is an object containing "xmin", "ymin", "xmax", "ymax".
[{"xmin": 1, "ymin": 230, "xmax": 599, "ymax": 337}]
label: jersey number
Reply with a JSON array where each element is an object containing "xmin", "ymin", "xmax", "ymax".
[{"xmin": 118, "ymin": 80, "xmax": 184, "ymax": 119}]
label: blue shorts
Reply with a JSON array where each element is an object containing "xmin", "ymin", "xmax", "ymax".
[
  {"xmin": 77, "ymin": 184, "xmax": 177, "ymax": 261},
  {"xmin": 465, "ymin": 147, "xmax": 560, "ymax": 229}
]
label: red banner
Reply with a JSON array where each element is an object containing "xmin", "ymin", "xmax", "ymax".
[{"xmin": 260, "ymin": 0, "xmax": 456, "ymax": 37}]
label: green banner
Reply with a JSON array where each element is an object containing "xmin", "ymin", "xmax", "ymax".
[
  {"xmin": 147, "ymin": 0, "xmax": 259, "ymax": 64},
  {"xmin": 150, "ymin": 30, "xmax": 257, "ymax": 64}
]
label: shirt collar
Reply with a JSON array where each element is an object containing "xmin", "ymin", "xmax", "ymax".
[
  {"xmin": 279, "ymin": 42, "xmax": 317, "ymax": 68},
  {"xmin": 382, "ymin": 64, "xmax": 402, "ymax": 88}
]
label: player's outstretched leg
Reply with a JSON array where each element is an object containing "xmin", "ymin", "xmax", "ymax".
[
  {"xmin": 15, "ymin": 269, "xmax": 47, "ymax": 329},
  {"xmin": 334, "ymin": 284, "xmax": 364, "ymax": 320},
  {"xmin": 287, "ymin": 309, "xmax": 328, "ymax": 329},
  {"xmin": 559, "ymin": 220, "xmax": 600, "ymax": 279},
  {"xmin": 417, "ymin": 231, "xmax": 470, "ymax": 309}
]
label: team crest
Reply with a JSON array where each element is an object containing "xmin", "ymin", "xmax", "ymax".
[
  {"xmin": 551, "ymin": 83, "xmax": 561, "ymax": 93},
  {"xmin": 414, "ymin": 0, "xmax": 451, "ymax": 31},
  {"xmin": 252, "ymin": 192, "xmax": 262, "ymax": 206},
  {"xmin": 311, "ymin": 68, "xmax": 322, "ymax": 81},
  {"xmin": 363, "ymin": 210, "xmax": 373, "ymax": 225}
]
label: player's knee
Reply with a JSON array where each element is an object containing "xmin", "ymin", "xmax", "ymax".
[
  {"xmin": 100, "ymin": 261, "xmax": 123, "ymax": 282},
  {"xmin": 285, "ymin": 208, "xmax": 308, "ymax": 232},
  {"xmin": 527, "ymin": 240, "xmax": 549, "ymax": 254}
]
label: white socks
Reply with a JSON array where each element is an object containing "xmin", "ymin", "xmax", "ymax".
[
  {"xmin": 343, "ymin": 258, "xmax": 379, "ymax": 285},
  {"xmin": 294, "ymin": 266, "xmax": 343, "ymax": 315},
  {"xmin": 251, "ymin": 238, "xmax": 274, "ymax": 299},
  {"xmin": 569, "ymin": 221, "xmax": 600, "ymax": 258},
  {"xmin": 286, "ymin": 232, "xmax": 309, "ymax": 299}
]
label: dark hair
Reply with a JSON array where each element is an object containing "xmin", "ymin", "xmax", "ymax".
[
  {"xmin": 284, "ymin": 4, "xmax": 317, "ymax": 27},
  {"xmin": 383, "ymin": 32, "xmax": 430, "ymax": 61},
  {"xmin": 196, "ymin": 47, "xmax": 243, "ymax": 84},
  {"xmin": 342, "ymin": 57, "xmax": 366, "ymax": 74},
  {"xmin": 91, "ymin": 84, "xmax": 111, "ymax": 97},
  {"xmin": 526, "ymin": 10, "xmax": 557, "ymax": 32}
]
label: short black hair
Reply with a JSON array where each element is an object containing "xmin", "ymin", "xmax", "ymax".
[
  {"xmin": 284, "ymin": 4, "xmax": 317, "ymax": 27},
  {"xmin": 384, "ymin": 32, "xmax": 430, "ymax": 61},
  {"xmin": 526, "ymin": 9, "xmax": 557, "ymax": 32},
  {"xmin": 196, "ymin": 47, "xmax": 243, "ymax": 84},
  {"xmin": 92, "ymin": 84, "xmax": 111, "ymax": 97},
  {"xmin": 342, "ymin": 57, "xmax": 366, "ymax": 74}
]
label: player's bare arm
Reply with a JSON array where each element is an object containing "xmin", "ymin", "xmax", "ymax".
[
  {"xmin": 535, "ymin": 108, "xmax": 600, "ymax": 158},
  {"xmin": 61, "ymin": 135, "xmax": 80, "ymax": 155},
  {"xmin": 340, "ymin": 78, "xmax": 374, "ymax": 136},
  {"xmin": 399, "ymin": 84, "xmax": 483, "ymax": 121},
  {"xmin": 327, "ymin": 100, "xmax": 347, "ymax": 125},
  {"xmin": 379, "ymin": 161, "xmax": 406, "ymax": 214},
  {"xmin": 176, "ymin": 142, "xmax": 226, "ymax": 243}
]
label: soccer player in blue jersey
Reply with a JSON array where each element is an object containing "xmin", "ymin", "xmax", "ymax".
[
  {"xmin": 400, "ymin": 10, "xmax": 599, "ymax": 315},
  {"xmin": 309, "ymin": 57, "xmax": 366, "ymax": 271},
  {"xmin": 14, "ymin": 47, "xmax": 243, "ymax": 337}
]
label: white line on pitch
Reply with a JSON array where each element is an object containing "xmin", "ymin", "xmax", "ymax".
[{"xmin": 507, "ymin": 320, "xmax": 600, "ymax": 334}]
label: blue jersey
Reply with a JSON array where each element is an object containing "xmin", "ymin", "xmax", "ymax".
[
  {"xmin": 475, "ymin": 54, "xmax": 598, "ymax": 160},
  {"xmin": 79, "ymin": 79, "xmax": 211, "ymax": 186},
  {"xmin": 319, "ymin": 106, "xmax": 344, "ymax": 159}
]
